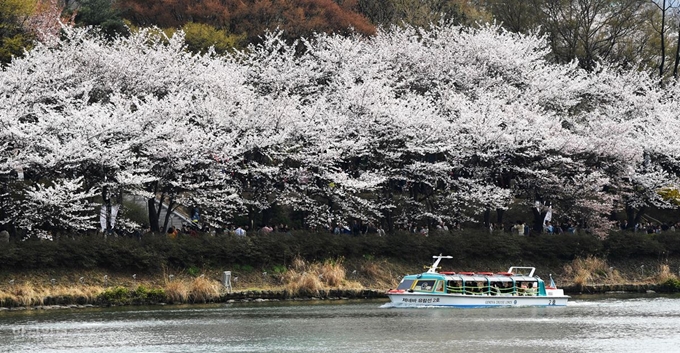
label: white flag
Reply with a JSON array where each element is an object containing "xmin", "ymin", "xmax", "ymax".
[
  {"xmin": 544, "ymin": 206, "xmax": 552, "ymax": 223},
  {"xmin": 100, "ymin": 206, "xmax": 107, "ymax": 231},
  {"xmin": 111, "ymin": 204, "xmax": 120, "ymax": 229},
  {"xmin": 100, "ymin": 204, "xmax": 121, "ymax": 230}
]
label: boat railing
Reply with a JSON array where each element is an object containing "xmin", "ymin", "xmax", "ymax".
[
  {"xmin": 446, "ymin": 285, "xmax": 537, "ymax": 296},
  {"xmin": 446, "ymin": 286, "xmax": 465, "ymax": 294},
  {"xmin": 497, "ymin": 287, "xmax": 514, "ymax": 296},
  {"xmin": 508, "ymin": 266, "xmax": 536, "ymax": 277},
  {"xmin": 521, "ymin": 288, "xmax": 537, "ymax": 296}
]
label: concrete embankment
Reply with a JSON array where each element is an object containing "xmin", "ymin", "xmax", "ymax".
[
  {"xmin": 222, "ymin": 289, "xmax": 387, "ymax": 301},
  {"xmin": 562, "ymin": 284, "xmax": 666, "ymax": 295},
  {"xmin": 0, "ymin": 289, "xmax": 389, "ymax": 310}
]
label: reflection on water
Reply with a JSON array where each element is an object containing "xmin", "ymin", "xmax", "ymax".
[{"xmin": 1, "ymin": 295, "xmax": 680, "ymax": 352}]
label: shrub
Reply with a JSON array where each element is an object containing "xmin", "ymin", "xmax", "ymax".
[
  {"xmin": 99, "ymin": 286, "xmax": 131, "ymax": 305},
  {"xmin": 187, "ymin": 266, "xmax": 200, "ymax": 277},
  {"xmin": 604, "ymin": 232, "xmax": 663, "ymax": 260},
  {"xmin": 272, "ymin": 265, "xmax": 286, "ymax": 274},
  {"xmin": 1, "ymin": 228, "xmax": 677, "ymax": 274},
  {"xmin": 660, "ymin": 278, "xmax": 680, "ymax": 292}
]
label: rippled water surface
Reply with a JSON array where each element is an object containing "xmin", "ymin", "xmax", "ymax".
[{"xmin": 2, "ymin": 295, "xmax": 680, "ymax": 352}]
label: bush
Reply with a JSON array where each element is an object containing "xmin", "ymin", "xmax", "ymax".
[
  {"xmin": 133, "ymin": 285, "xmax": 166, "ymax": 303},
  {"xmin": 604, "ymin": 232, "xmax": 664, "ymax": 260},
  {"xmin": 660, "ymin": 278, "xmax": 680, "ymax": 292},
  {"xmin": 99, "ymin": 286, "xmax": 131, "ymax": 305},
  {"xmin": 1, "ymin": 229, "xmax": 677, "ymax": 272}
]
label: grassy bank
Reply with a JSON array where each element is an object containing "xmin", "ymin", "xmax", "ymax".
[
  {"xmin": 2, "ymin": 255, "xmax": 680, "ymax": 308},
  {"xmin": 2, "ymin": 229, "xmax": 680, "ymax": 307},
  {"xmin": 0, "ymin": 257, "xmax": 409, "ymax": 308}
]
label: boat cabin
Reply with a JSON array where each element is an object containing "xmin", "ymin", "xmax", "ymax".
[{"xmin": 396, "ymin": 269, "xmax": 547, "ymax": 297}]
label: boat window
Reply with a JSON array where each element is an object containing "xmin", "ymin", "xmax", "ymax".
[
  {"xmin": 435, "ymin": 280, "xmax": 444, "ymax": 292},
  {"xmin": 525, "ymin": 281, "xmax": 538, "ymax": 296},
  {"xmin": 515, "ymin": 281, "xmax": 538, "ymax": 296},
  {"xmin": 396, "ymin": 279, "xmax": 415, "ymax": 290},
  {"xmin": 447, "ymin": 280, "xmax": 463, "ymax": 293},
  {"xmin": 414, "ymin": 280, "xmax": 436, "ymax": 291},
  {"xmin": 464, "ymin": 281, "xmax": 481, "ymax": 294}
]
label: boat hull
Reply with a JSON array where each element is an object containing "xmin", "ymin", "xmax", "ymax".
[{"xmin": 387, "ymin": 292, "xmax": 569, "ymax": 308}]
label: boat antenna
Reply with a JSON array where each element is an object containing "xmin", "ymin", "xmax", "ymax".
[{"xmin": 427, "ymin": 254, "xmax": 453, "ymax": 273}]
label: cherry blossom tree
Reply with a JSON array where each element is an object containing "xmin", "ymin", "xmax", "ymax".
[{"xmin": 2, "ymin": 22, "xmax": 677, "ymax": 239}]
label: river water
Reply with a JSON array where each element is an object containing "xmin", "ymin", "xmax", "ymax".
[{"xmin": 1, "ymin": 295, "xmax": 679, "ymax": 353}]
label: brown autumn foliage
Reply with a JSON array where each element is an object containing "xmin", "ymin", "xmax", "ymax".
[{"xmin": 117, "ymin": 0, "xmax": 375, "ymax": 43}]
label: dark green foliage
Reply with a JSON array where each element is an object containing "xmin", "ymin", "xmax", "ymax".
[
  {"xmin": 132, "ymin": 285, "xmax": 165, "ymax": 303},
  {"xmin": 74, "ymin": 0, "xmax": 129, "ymax": 39},
  {"xmin": 660, "ymin": 278, "xmax": 680, "ymax": 292},
  {"xmin": 653, "ymin": 233, "xmax": 680, "ymax": 256},
  {"xmin": 0, "ymin": 0, "xmax": 35, "ymax": 65},
  {"xmin": 187, "ymin": 266, "xmax": 200, "ymax": 276},
  {"xmin": 604, "ymin": 232, "xmax": 664, "ymax": 260},
  {"xmin": 98, "ymin": 285, "xmax": 166, "ymax": 305},
  {"xmin": 519, "ymin": 233, "xmax": 604, "ymax": 262},
  {"xmin": 1, "ymin": 230, "xmax": 678, "ymax": 272},
  {"xmin": 99, "ymin": 286, "xmax": 131, "ymax": 305}
]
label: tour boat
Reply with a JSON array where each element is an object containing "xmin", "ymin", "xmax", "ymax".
[{"xmin": 386, "ymin": 255, "xmax": 569, "ymax": 308}]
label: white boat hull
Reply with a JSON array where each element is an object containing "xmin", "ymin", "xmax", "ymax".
[{"xmin": 388, "ymin": 292, "xmax": 569, "ymax": 308}]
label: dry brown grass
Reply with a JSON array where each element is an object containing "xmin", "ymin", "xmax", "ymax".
[
  {"xmin": 51, "ymin": 284, "xmax": 104, "ymax": 302},
  {"xmin": 291, "ymin": 257, "xmax": 307, "ymax": 271},
  {"xmin": 281, "ymin": 257, "xmax": 365, "ymax": 296},
  {"xmin": 0, "ymin": 282, "xmax": 106, "ymax": 307},
  {"xmin": 319, "ymin": 259, "xmax": 346, "ymax": 287},
  {"xmin": 0, "ymin": 282, "xmax": 42, "ymax": 306},
  {"xmin": 164, "ymin": 280, "xmax": 189, "ymax": 303},
  {"xmin": 563, "ymin": 256, "xmax": 623, "ymax": 286},
  {"xmin": 189, "ymin": 276, "xmax": 222, "ymax": 303},
  {"xmin": 654, "ymin": 264, "xmax": 678, "ymax": 283},
  {"xmin": 284, "ymin": 269, "xmax": 325, "ymax": 296},
  {"xmin": 358, "ymin": 260, "xmax": 400, "ymax": 289}
]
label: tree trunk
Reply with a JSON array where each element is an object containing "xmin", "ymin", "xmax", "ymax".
[
  {"xmin": 156, "ymin": 192, "xmax": 165, "ymax": 226},
  {"xmin": 659, "ymin": 0, "xmax": 667, "ymax": 79},
  {"xmin": 531, "ymin": 206, "xmax": 546, "ymax": 234},
  {"xmin": 674, "ymin": 23, "xmax": 680, "ymax": 78},
  {"xmin": 383, "ymin": 189, "xmax": 394, "ymax": 232},
  {"xmin": 102, "ymin": 184, "xmax": 112, "ymax": 235},
  {"xmin": 496, "ymin": 208, "xmax": 505, "ymax": 228},
  {"xmin": 162, "ymin": 195, "xmax": 175, "ymax": 233},
  {"xmin": 148, "ymin": 197, "xmax": 159, "ymax": 232},
  {"xmin": 147, "ymin": 181, "xmax": 160, "ymax": 232},
  {"xmin": 626, "ymin": 204, "xmax": 647, "ymax": 230}
]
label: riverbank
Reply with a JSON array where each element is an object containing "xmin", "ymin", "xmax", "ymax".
[
  {"xmin": 0, "ymin": 257, "xmax": 403, "ymax": 308},
  {"xmin": 2, "ymin": 255, "xmax": 680, "ymax": 309}
]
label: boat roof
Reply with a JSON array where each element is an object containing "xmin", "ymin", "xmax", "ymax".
[
  {"xmin": 406, "ymin": 272, "xmax": 539, "ymax": 281},
  {"xmin": 412, "ymin": 255, "xmax": 541, "ymax": 281}
]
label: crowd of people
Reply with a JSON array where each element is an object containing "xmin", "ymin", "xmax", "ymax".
[
  {"xmin": 620, "ymin": 220, "xmax": 680, "ymax": 234},
  {"xmin": 164, "ymin": 222, "xmax": 294, "ymax": 239},
  {"xmin": 153, "ymin": 217, "xmax": 680, "ymax": 240}
]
